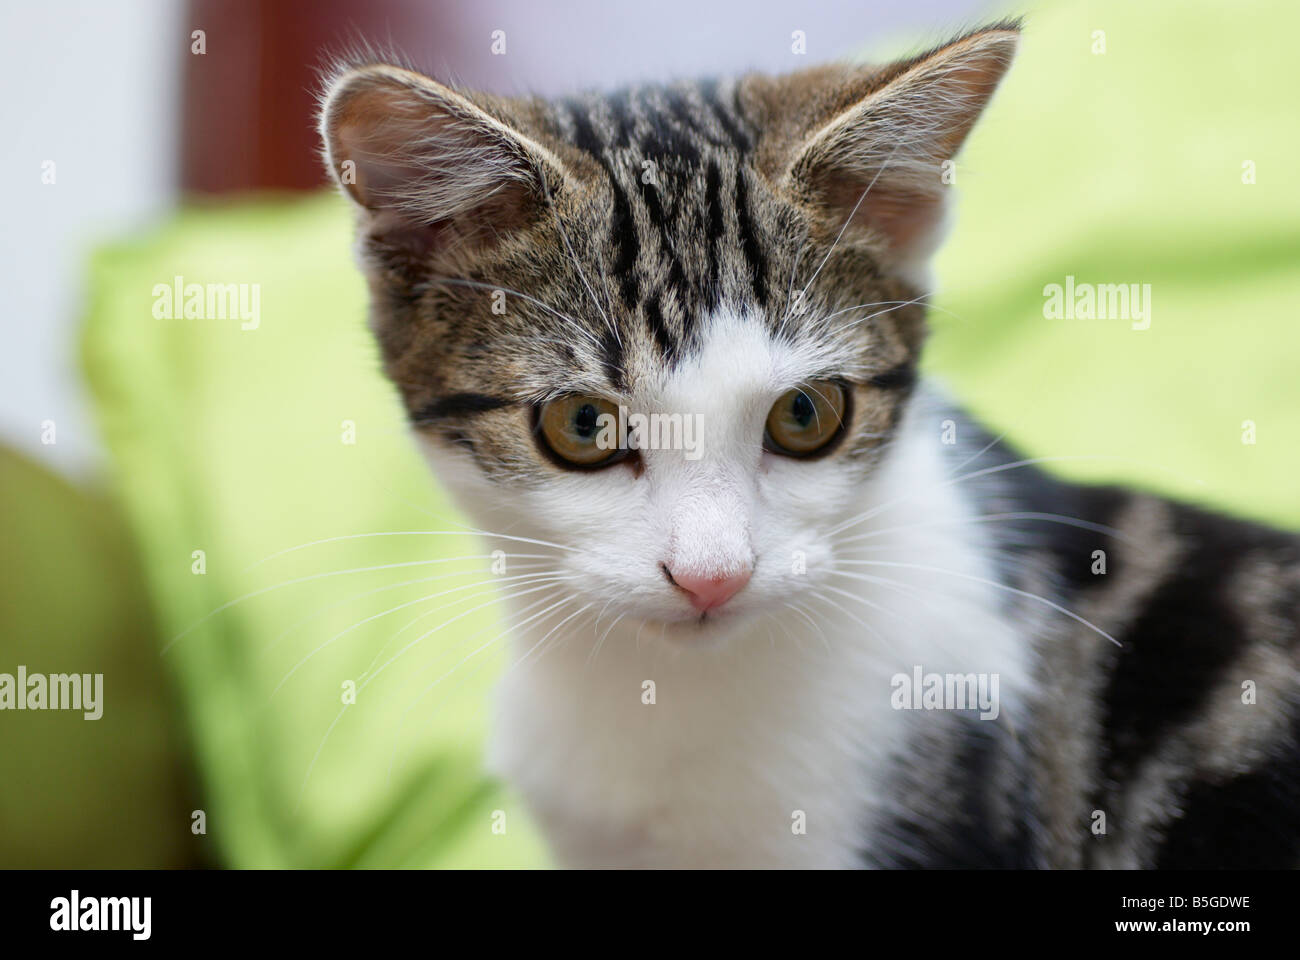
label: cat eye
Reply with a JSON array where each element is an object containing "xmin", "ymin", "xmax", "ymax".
[
  {"xmin": 535, "ymin": 394, "xmax": 625, "ymax": 468},
  {"xmin": 764, "ymin": 381, "xmax": 849, "ymax": 458}
]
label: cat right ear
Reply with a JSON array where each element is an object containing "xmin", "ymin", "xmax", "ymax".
[
  {"xmin": 319, "ymin": 64, "xmax": 565, "ymax": 261},
  {"xmin": 773, "ymin": 23, "xmax": 1019, "ymax": 287}
]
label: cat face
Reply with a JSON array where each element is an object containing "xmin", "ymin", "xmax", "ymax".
[{"xmin": 321, "ymin": 25, "xmax": 1017, "ymax": 638}]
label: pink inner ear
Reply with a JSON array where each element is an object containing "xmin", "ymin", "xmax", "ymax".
[
  {"xmin": 332, "ymin": 96, "xmax": 542, "ymax": 259},
  {"xmin": 338, "ymin": 134, "xmax": 422, "ymax": 213},
  {"xmin": 328, "ymin": 82, "xmax": 433, "ymax": 211},
  {"xmin": 817, "ymin": 171, "xmax": 948, "ymax": 264},
  {"xmin": 329, "ymin": 77, "xmax": 540, "ymax": 225}
]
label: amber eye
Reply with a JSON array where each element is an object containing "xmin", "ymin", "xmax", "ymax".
[
  {"xmin": 536, "ymin": 394, "xmax": 623, "ymax": 467},
  {"xmin": 764, "ymin": 381, "xmax": 848, "ymax": 457}
]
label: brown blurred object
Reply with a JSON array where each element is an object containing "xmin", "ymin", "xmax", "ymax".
[
  {"xmin": 178, "ymin": 0, "xmax": 973, "ymax": 195},
  {"xmin": 0, "ymin": 446, "xmax": 208, "ymax": 868},
  {"xmin": 181, "ymin": 0, "xmax": 450, "ymax": 195}
]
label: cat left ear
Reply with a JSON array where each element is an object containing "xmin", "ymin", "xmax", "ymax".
[
  {"xmin": 782, "ymin": 23, "xmax": 1019, "ymax": 283},
  {"xmin": 319, "ymin": 64, "xmax": 566, "ymax": 261}
]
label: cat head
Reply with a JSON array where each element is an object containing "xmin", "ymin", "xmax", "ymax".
[{"xmin": 320, "ymin": 23, "xmax": 1017, "ymax": 640}]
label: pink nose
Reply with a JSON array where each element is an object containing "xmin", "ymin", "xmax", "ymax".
[{"xmin": 669, "ymin": 568, "xmax": 752, "ymax": 612}]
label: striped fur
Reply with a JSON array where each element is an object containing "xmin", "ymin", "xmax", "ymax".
[
  {"xmin": 867, "ymin": 412, "xmax": 1300, "ymax": 868},
  {"xmin": 322, "ymin": 22, "xmax": 1300, "ymax": 868}
]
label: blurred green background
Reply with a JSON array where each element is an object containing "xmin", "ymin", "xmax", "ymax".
[{"xmin": 2, "ymin": 0, "xmax": 1296, "ymax": 868}]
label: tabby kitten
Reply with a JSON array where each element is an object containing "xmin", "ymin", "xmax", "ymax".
[{"xmin": 320, "ymin": 22, "xmax": 1300, "ymax": 868}]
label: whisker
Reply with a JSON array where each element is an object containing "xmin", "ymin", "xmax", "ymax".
[
  {"xmin": 786, "ymin": 600, "xmax": 829, "ymax": 650},
  {"xmin": 947, "ymin": 429, "xmax": 1007, "ymax": 478},
  {"xmin": 244, "ymin": 531, "xmax": 576, "ymax": 571},
  {"xmin": 164, "ymin": 554, "xmax": 548, "ymax": 654},
  {"xmin": 815, "ymin": 567, "xmax": 986, "ymax": 647},
  {"xmin": 397, "ymin": 591, "xmax": 574, "ymax": 709},
  {"xmin": 265, "ymin": 559, "xmax": 554, "ymax": 653},
  {"xmin": 801, "ymin": 588, "xmax": 919, "ymax": 663},
  {"xmin": 818, "ymin": 297, "xmax": 925, "ymax": 324},
  {"xmin": 272, "ymin": 571, "xmax": 575, "ymax": 697},
  {"xmin": 544, "ymin": 181, "xmax": 619, "ymax": 349},
  {"xmin": 830, "ymin": 562, "xmax": 1120, "ymax": 646},
  {"xmin": 508, "ymin": 601, "xmax": 597, "ymax": 676},
  {"xmin": 834, "ymin": 298, "xmax": 944, "ymax": 334},
  {"xmin": 295, "ymin": 583, "xmax": 580, "ymax": 809},
  {"xmin": 587, "ymin": 611, "xmax": 626, "ymax": 667},
  {"xmin": 825, "ymin": 295, "xmax": 968, "ymax": 332},
  {"xmin": 775, "ymin": 236, "xmax": 810, "ymax": 336},
  {"xmin": 430, "ymin": 274, "xmax": 603, "ymax": 350},
  {"xmin": 815, "ymin": 580, "xmax": 912, "ymax": 626},
  {"xmin": 383, "ymin": 592, "xmax": 583, "ymax": 784},
  {"xmin": 396, "ymin": 588, "xmax": 561, "ymax": 684},
  {"xmin": 590, "ymin": 595, "xmax": 616, "ymax": 643},
  {"xmin": 826, "ymin": 454, "xmax": 1205, "ymax": 541},
  {"xmin": 795, "ymin": 140, "xmax": 904, "ymax": 305},
  {"xmin": 360, "ymin": 579, "xmax": 581, "ymax": 692},
  {"xmin": 357, "ymin": 568, "xmax": 571, "ymax": 678},
  {"xmin": 835, "ymin": 510, "xmax": 1142, "ymax": 550}
]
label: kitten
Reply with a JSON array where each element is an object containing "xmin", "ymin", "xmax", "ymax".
[{"xmin": 320, "ymin": 22, "xmax": 1300, "ymax": 868}]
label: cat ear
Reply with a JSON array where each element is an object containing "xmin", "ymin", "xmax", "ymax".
[
  {"xmin": 319, "ymin": 64, "xmax": 565, "ymax": 260},
  {"xmin": 781, "ymin": 24, "xmax": 1019, "ymax": 284}
]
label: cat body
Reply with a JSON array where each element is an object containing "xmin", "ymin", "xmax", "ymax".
[{"xmin": 321, "ymin": 22, "xmax": 1300, "ymax": 868}]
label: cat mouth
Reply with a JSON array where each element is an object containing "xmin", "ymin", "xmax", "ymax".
[
  {"xmin": 644, "ymin": 603, "xmax": 751, "ymax": 642},
  {"xmin": 660, "ymin": 600, "xmax": 745, "ymax": 627}
]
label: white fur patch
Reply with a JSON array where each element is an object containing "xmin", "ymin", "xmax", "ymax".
[{"xmin": 424, "ymin": 313, "xmax": 1030, "ymax": 867}]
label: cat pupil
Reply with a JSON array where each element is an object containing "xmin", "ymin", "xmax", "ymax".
[
  {"xmin": 574, "ymin": 403, "xmax": 599, "ymax": 438},
  {"xmin": 792, "ymin": 393, "xmax": 815, "ymax": 428}
]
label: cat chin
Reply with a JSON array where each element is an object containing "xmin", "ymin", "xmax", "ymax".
[{"xmin": 630, "ymin": 608, "xmax": 756, "ymax": 647}]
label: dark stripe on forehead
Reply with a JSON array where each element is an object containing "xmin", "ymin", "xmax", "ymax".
[
  {"xmin": 606, "ymin": 88, "xmax": 635, "ymax": 147},
  {"xmin": 663, "ymin": 86, "xmax": 708, "ymax": 150},
  {"xmin": 567, "ymin": 101, "xmax": 641, "ymax": 310},
  {"xmin": 733, "ymin": 167, "xmax": 769, "ymax": 303},
  {"xmin": 637, "ymin": 173, "xmax": 693, "ymax": 319},
  {"xmin": 699, "ymin": 78, "xmax": 752, "ymax": 152},
  {"xmin": 663, "ymin": 86, "xmax": 695, "ymax": 126},
  {"xmin": 644, "ymin": 117, "xmax": 702, "ymax": 169},
  {"xmin": 638, "ymin": 94, "xmax": 701, "ymax": 168},
  {"xmin": 638, "ymin": 172, "xmax": 670, "ymax": 234},
  {"xmin": 608, "ymin": 178, "xmax": 640, "ymax": 310},
  {"xmin": 704, "ymin": 160, "xmax": 723, "ymax": 300},
  {"xmin": 411, "ymin": 392, "xmax": 513, "ymax": 424},
  {"xmin": 598, "ymin": 328, "xmax": 626, "ymax": 391},
  {"xmin": 565, "ymin": 99, "xmax": 604, "ymax": 157},
  {"xmin": 643, "ymin": 292, "xmax": 677, "ymax": 361}
]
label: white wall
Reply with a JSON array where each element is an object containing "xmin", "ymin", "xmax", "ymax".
[
  {"xmin": 437, "ymin": 0, "xmax": 996, "ymax": 96},
  {"xmin": 0, "ymin": 0, "xmax": 182, "ymax": 476}
]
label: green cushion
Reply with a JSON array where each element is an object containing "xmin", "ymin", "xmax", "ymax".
[
  {"xmin": 927, "ymin": 0, "xmax": 1300, "ymax": 527},
  {"xmin": 84, "ymin": 198, "xmax": 549, "ymax": 868},
  {"xmin": 80, "ymin": 0, "xmax": 1299, "ymax": 868}
]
